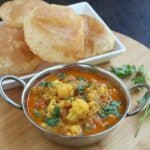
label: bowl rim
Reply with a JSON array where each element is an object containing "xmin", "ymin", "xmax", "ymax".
[{"xmin": 21, "ymin": 63, "xmax": 131, "ymax": 139}]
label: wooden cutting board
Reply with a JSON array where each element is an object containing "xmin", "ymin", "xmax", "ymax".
[{"xmin": 0, "ymin": 32, "xmax": 150, "ymax": 150}]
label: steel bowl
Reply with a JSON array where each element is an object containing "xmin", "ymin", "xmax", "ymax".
[{"xmin": 0, "ymin": 64, "xmax": 149, "ymax": 146}]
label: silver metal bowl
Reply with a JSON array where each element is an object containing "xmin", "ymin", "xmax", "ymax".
[{"xmin": 0, "ymin": 64, "xmax": 149, "ymax": 146}]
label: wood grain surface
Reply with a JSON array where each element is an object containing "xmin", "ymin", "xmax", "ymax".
[{"xmin": 0, "ymin": 32, "xmax": 150, "ymax": 150}]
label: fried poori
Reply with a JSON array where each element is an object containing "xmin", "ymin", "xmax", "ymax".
[
  {"xmin": 0, "ymin": 0, "xmax": 48, "ymax": 28},
  {"xmin": 81, "ymin": 15, "xmax": 115, "ymax": 57},
  {"xmin": 23, "ymin": 4, "xmax": 85, "ymax": 63},
  {"xmin": 0, "ymin": 24, "xmax": 41, "ymax": 75}
]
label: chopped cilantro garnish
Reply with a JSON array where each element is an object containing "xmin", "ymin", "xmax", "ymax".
[
  {"xmin": 40, "ymin": 81, "xmax": 54, "ymax": 87},
  {"xmin": 53, "ymin": 105, "xmax": 60, "ymax": 118},
  {"xmin": 77, "ymin": 83, "xmax": 85, "ymax": 95},
  {"xmin": 99, "ymin": 101, "xmax": 121, "ymax": 119},
  {"xmin": 45, "ymin": 118, "xmax": 60, "ymax": 127},
  {"xmin": 45, "ymin": 105, "xmax": 61, "ymax": 127}
]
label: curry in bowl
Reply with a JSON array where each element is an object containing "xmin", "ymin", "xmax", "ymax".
[
  {"xmin": 27, "ymin": 68, "xmax": 126, "ymax": 136},
  {"xmin": 1, "ymin": 64, "xmax": 148, "ymax": 146}
]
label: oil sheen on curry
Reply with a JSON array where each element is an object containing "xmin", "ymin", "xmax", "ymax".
[{"xmin": 27, "ymin": 68, "xmax": 126, "ymax": 136}]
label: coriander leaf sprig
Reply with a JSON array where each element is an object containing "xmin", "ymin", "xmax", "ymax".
[
  {"xmin": 111, "ymin": 65, "xmax": 149, "ymax": 84},
  {"xmin": 135, "ymin": 91, "xmax": 150, "ymax": 137},
  {"xmin": 111, "ymin": 65, "xmax": 136, "ymax": 78},
  {"xmin": 132, "ymin": 65, "xmax": 146, "ymax": 84},
  {"xmin": 110, "ymin": 64, "xmax": 150, "ymax": 137},
  {"xmin": 135, "ymin": 104, "xmax": 150, "ymax": 137}
]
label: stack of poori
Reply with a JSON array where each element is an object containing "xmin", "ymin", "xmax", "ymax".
[{"xmin": 0, "ymin": 0, "xmax": 115, "ymax": 76}]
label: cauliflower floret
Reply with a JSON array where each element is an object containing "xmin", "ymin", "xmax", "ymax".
[
  {"xmin": 65, "ymin": 125, "xmax": 82, "ymax": 136},
  {"xmin": 47, "ymin": 99, "xmax": 57, "ymax": 117},
  {"xmin": 90, "ymin": 79, "xmax": 99, "ymax": 89},
  {"xmin": 47, "ymin": 87, "xmax": 57, "ymax": 96},
  {"xmin": 52, "ymin": 80, "xmax": 61, "ymax": 86},
  {"xmin": 42, "ymin": 87, "xmax": 57, "ymax": 100},
  {"xmin": 58, "ymin": 100, "xmax": 65, "ymax": 107},
  {"xmin": 87, "ymin": 90, "xmax": 99, "ymax": 101},
  {"xmin": 66, "ymin": 98, "xmax": 89, "ymax": 123},
  {"xmin": 58, "ymin": 100, "xmax": 72, "ymax": 108},
  {"xmin": 56, "ymin": 82, "xmax": 73, "ymax": 98},
  {"xmin": 88, "ymin": 101, "xmax": 101, "ymax": 115},
  {"xmin": 31, "ymin": 86, "xmax": 44, "ymax": 95},
  {"xmin": 41, "ymin": 122, "xmax": 47, "ymax": 128},
  {"xmin": 98, "ymin": 84, "xmax": 108, "ymax": 96}
]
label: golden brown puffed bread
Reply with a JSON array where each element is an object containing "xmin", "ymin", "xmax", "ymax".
[
  {"xmin": 23, "ymin": 4, "xmax": 85, "ymax": 63},
  {"xmin": 0, "ymin": 0, "xmax": 48, "ymax": 28},
  {"xmin": 0, "ymin": 24, "xmax": 41, "ymax": 75},
  {"xmin": 81, "ymin": 15, "xmax": 115, "ymax": 57}
]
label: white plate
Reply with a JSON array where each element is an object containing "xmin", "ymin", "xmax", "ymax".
[
  {"xmin": 1, "ymin": 1, "xmax": 126, "ymax": 90},
  {"xmin": 70, "ymin": 2, "xmax": 126, "ymax": 64}
]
